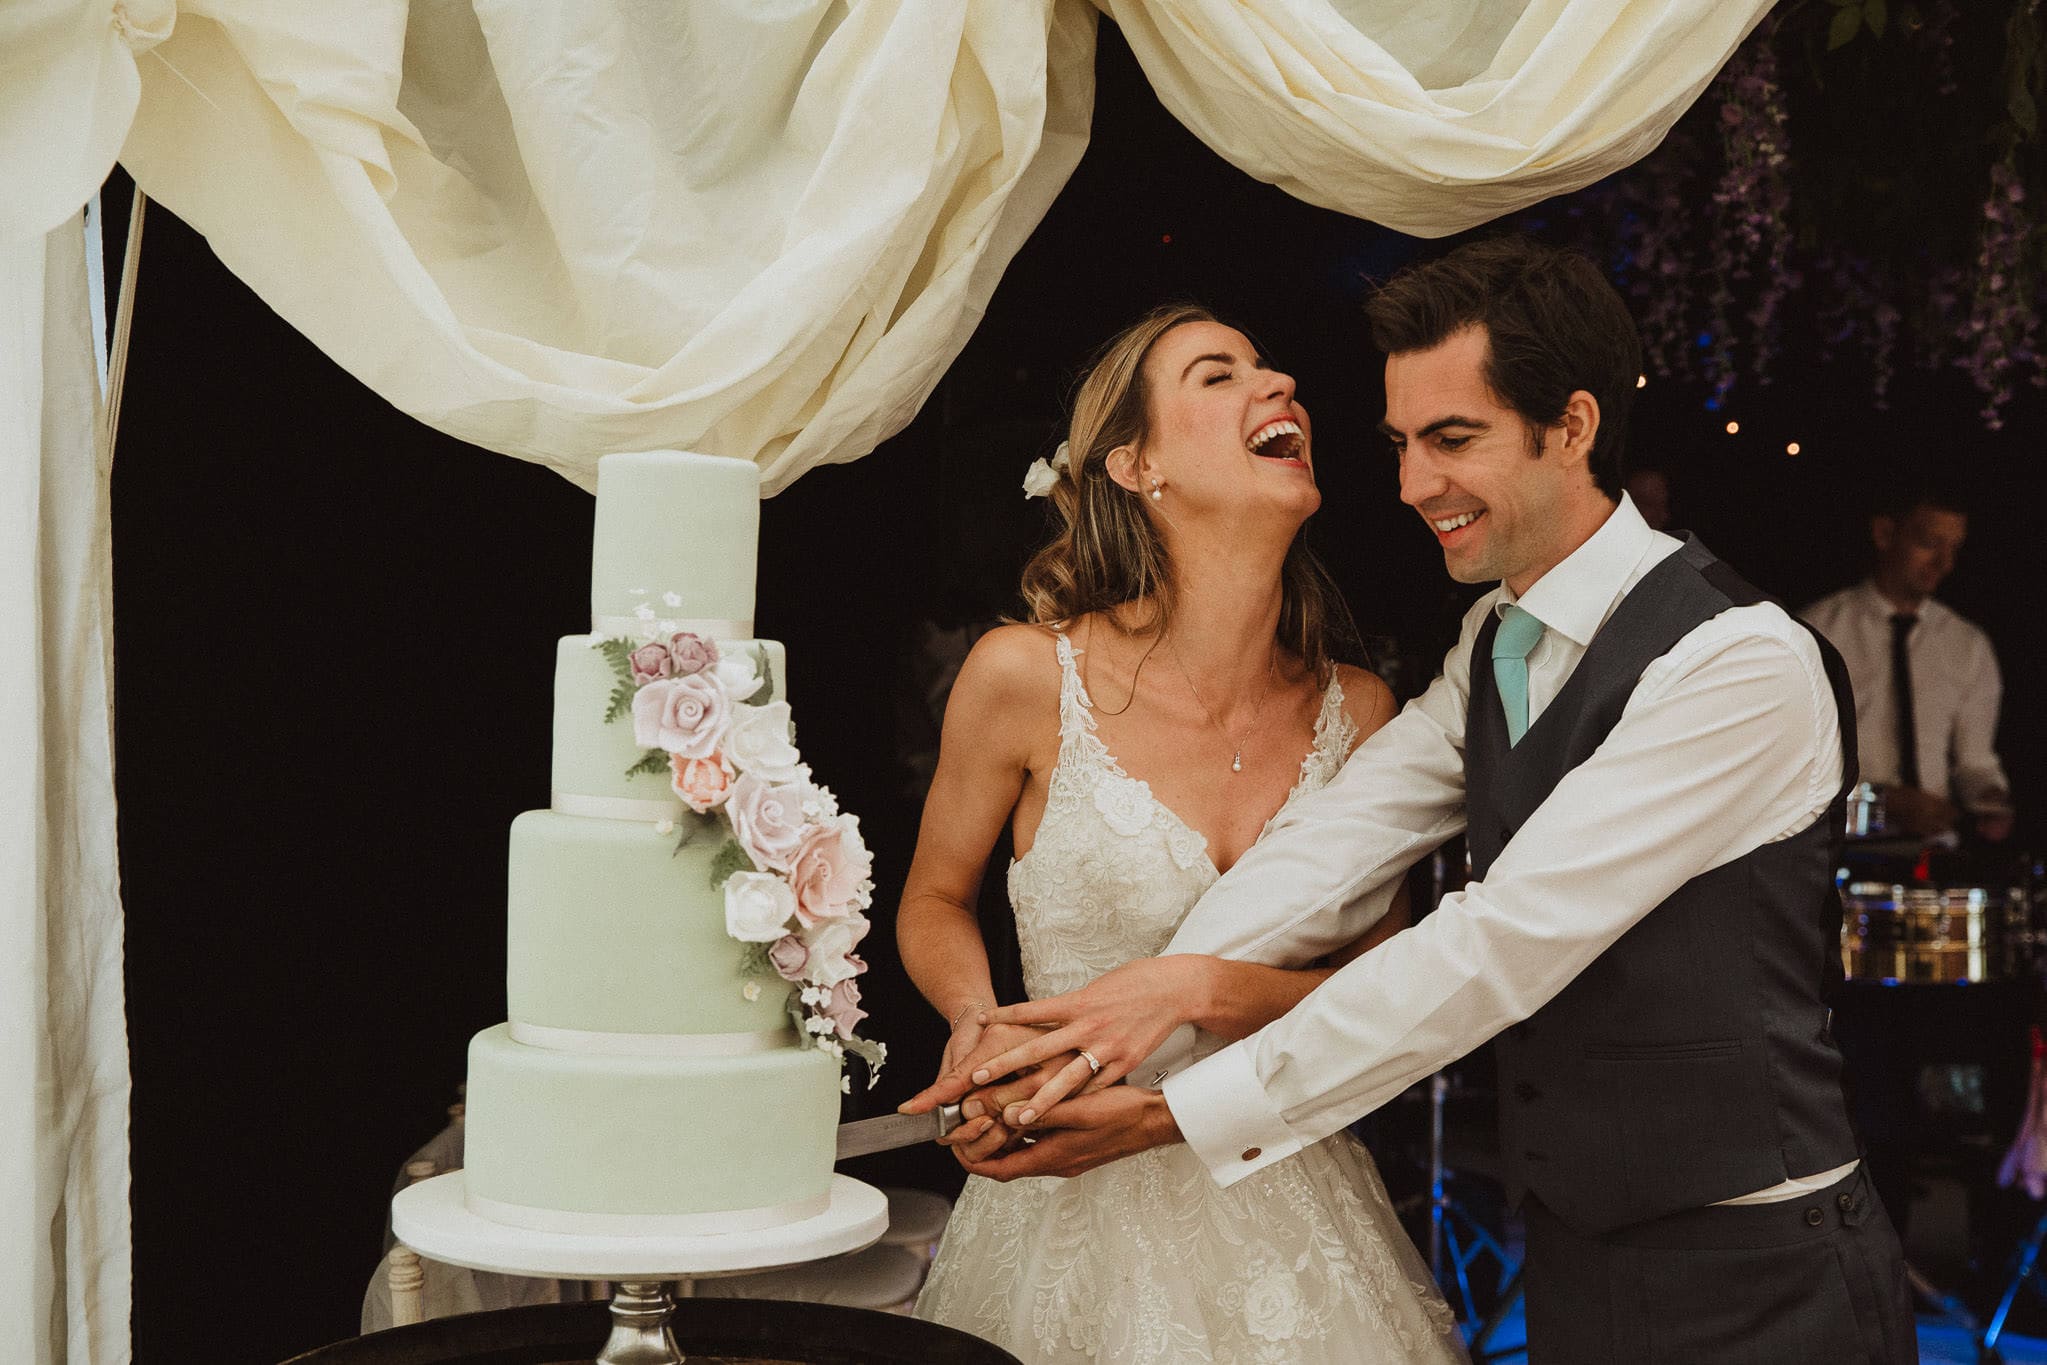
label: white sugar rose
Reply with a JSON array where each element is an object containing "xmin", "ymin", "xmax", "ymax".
[
  {"xmin": 711, "ymin": 653, "xmax": 762, "ymax": 703},
  {"xmin": 726, "ymin": 701, "xmax": 805, "ymax": 782},
  {"xmin": 632, "ymin": 673, "xmax": 732, "ymax": 758},
  {"xmin": 725, "ymin": 772, "xmax": 813, "ymax": 872},
  {"xmin": 801, "ymin": 913, "xmax": 870, "ymax": 987},
  {"xmin": 724, "ymin": 871, "xmax": 798, "ymax": 943}
]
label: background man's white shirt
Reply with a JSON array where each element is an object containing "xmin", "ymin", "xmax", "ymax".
[
  {"xmin": 1802, "ymin": 581, "xmax": 2008, "ymax": 813},
  {"xmin": 1153, "ymin": 495, "xmax": 1854, "ymax": 1204}
]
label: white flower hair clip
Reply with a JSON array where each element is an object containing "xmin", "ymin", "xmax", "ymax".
[{"xmin": 1022, "ymin": 441, "xmax": 1072, "ymax": 499}]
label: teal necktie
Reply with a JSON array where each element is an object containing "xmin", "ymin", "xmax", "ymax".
[{"xmin": 1492, "ymin": 605, "xmax": 1546, "ymax": 746}]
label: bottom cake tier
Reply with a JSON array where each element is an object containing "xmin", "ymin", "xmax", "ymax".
[{"xmin": 462, "ymin": 1023, "xmax": 840, "ymax": 1234}]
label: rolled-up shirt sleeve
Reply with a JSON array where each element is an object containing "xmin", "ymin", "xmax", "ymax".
[
  {"xmin": 1165, "ymin": 607, "xmax": 1841, "ymax": 1186},
  {"xmin": 1951, "ymin": 630, "xmax": 2010, "ymax": 812}
]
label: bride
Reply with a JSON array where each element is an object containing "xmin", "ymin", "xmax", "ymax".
[{"xmin": 894, "ymin": 305, "xmax": 1467, "ymax": 1362}]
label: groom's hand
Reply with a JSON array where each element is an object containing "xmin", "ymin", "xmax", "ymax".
[{"xmin": 959, "ymin": 1086, "xmax": 1183, "ymax": 1182}]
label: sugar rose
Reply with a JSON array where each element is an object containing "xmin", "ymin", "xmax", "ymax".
[
  {"xmin": 670, "ymin": 752, "xmax": 733, "ymax": 813},
  {"xmin": 667, "ymin": 632, "xmax": 718, "ymax": 676},
  {"xmin": 628, "ymin": 641, "xmax": 674, "ymax": 685},
  {"xmin": 723, "ymin": 871, "xmax": 797, "ymax": 943},
  {"xmin": 823, "ymin": 978, "xmax": 867, "ymax": 1040},
  {"xmin": 803, "ymin": 914, "xmax": 870, "ymax": 987},
  {"xmin": 767, "ymin": 933, "xmax": 809, "ymax": 982},
  {"xmin": 726, "ymin": 772, "xmax": 812, "ymax": 872},
  {"xmin": 727, "ymin": 701, "xmax": 804, "ymax": 783},
  {"xmin": 788, "ymin": 815, "xmax": 873, "ymax": 925},
  {"xmin": 632, "ymin": 672, "xmax": 732, "ymax": 759}
]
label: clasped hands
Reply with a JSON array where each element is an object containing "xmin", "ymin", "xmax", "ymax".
[{"xmin": 898, "ymin": 958, "xmax": 1198, "ymax": 1180}]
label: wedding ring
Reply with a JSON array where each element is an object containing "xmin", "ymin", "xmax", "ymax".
[{"xmin": 1080, "ymin": 1049, "xmax": 1102, "ymax": 1075}]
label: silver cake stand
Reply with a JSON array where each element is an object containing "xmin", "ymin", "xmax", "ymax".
[{"xmin": 392, "ymin": 1171, "xmax": 889, "ymax": 1364}]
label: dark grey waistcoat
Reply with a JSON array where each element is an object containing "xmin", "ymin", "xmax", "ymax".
[{"xmin": 1467, "ymin": 536, "xmax": 1861, "ymax": 1233}]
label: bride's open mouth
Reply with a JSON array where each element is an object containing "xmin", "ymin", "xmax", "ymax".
[{"xmin": 1246, "ymin": 418, "xmax": 1307, "ymax": 466}]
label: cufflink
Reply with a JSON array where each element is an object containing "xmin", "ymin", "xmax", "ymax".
[
  {"xmin": 1151, "ymin": 1069, "xmax": 1169, "ymax": 1087},
  {"xmin": 1241, "ymin": 1147, "xmax": 1262, "ymax": 1162}
]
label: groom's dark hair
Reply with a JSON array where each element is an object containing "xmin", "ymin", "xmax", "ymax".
[{"xmin": 1365, "ymin": 236, "xmax": 1642, "ymax": 500}]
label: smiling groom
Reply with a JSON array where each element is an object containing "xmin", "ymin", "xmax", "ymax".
[{"xmin": 934, "ymin": 237, "xmax": 1915, "ymax": 1362}]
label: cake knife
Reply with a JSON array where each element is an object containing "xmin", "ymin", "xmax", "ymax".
[{"xmin": 835, "ymin": 1104, "xmax": 963, "ymax": 1160}]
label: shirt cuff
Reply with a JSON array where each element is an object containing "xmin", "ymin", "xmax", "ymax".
[{"xmin": 1160, "ymin": 1039, "xmax": 1302, "ymax": 1188}]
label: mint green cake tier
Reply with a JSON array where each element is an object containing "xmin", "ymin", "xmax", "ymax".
[
  {"xmin": 463, "ymin": 1023, "xmax": 839, "ymax": 1232},
  {"xmin": 589, "ymin": 452, "xmax": 759, "ymax": 631},
  {"xmin": 507, "ymin": 810, "xmax": 791, "ymax": 1038},
  {"xmin": 549, "ymin": 634, "xmax": 789, "ymax": 816}
]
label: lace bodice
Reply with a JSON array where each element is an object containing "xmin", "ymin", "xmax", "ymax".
[
  {"xmin": 918, "ymin": 633, "xmax": 1466, "ymax": 1363},
  {"xmin": 1007, "ymin": 633, "xmax": 1357, "ymax": 1000}
]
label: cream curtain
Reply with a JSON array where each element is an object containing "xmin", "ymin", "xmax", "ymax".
[
  {"xmin": 0, "ymin": 216, "xmax": 132, "ymax": 1365},
  {"xmin": 3, "ymin": 3, "xmax": 1775, "ymax": 1357},
  {"xmin": 1107, "ymin": 0, "xmax": 1769, "ymax": 237},
  {"xmin": 117, "ymin": 0, "xmax": 1099, "ymax": 494}
]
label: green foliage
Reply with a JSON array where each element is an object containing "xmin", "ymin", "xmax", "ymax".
[
  {"xmin": 707, "ymin": 836, "xmax": 755, "ymax": 890},
  {"xmin": 842, "ymin": 1033, "xmax": 887, "ymax": 1084},
  {"xmin": 624, "ymin": 748, "xmax": 667, "ymax": 778},
  {"xmin": 736, "ymin": 942, "xmax": 774, "ymax": 978},
  {"xmin": 669, "ymin": 811, "xmax": 718, "ymax": 852},
  {"xmin": 597, "ymin": 638, "xmax": 640, "ymax": 722},
  {"xmin": 745, "ymin": 645, "xmax": 776, "ymax": 706}
]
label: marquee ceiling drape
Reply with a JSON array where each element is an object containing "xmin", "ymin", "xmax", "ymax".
[{"xmin": 1, "ymin": 3, "xmax": 1770, "ymax": 1357}]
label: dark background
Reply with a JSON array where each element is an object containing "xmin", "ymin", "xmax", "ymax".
[{"xmin": 107, "ymin": 22, "xmax": 2044, "ymax": 1363}]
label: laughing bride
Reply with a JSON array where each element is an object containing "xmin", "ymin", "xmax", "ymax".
[{"xmin": 893, "ymin": 305, "xmax": 1467, "ymax": 1362}]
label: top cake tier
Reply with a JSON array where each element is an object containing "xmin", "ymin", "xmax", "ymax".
[{"xmin": 589, "ymin": 451, "xmax": 760, "ymax": 638}]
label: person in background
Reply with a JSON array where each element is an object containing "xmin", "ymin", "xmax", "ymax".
[
  {"xmin": 1803, "ymin": 479, "xmax": 2013, "ymax": 842},
  {"xmin": 1623, "ymin": 464, "xmax": 1673, "ymax": 531}
]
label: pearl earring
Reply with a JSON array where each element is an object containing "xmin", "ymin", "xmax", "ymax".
[{"xmin": 1149, "ymin": 479, "xmax": 1164, "ymax": 501}]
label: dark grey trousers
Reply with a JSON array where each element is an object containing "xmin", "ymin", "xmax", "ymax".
[{"xmin": 1522, "ymin": 1164, "xmax": 1917, "ymax": 1364}]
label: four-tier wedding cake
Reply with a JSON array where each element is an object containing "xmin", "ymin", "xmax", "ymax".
[{"xmin": 460, "ymin": 450, "xmax": 881, "ymax": 1237}]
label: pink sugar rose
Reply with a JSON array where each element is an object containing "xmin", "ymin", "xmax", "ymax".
[
  {"xmin": 725, "ymin": 772, "xmax": 812, "ymax": 872},
  {"xmin": 632, "ymin": 672, "xmax": 732, "ymax": 759},
  {"xmin": 668, "ymin": 632, "xmax": 719, "ymax": 676},
  {"xmin": 628, "ymin": 641, "xmax": 674, "ymax": 685},
  {"xmin": 802, "ymin": 914, "xmax": 869, "ymax": 987},
  {"xmin": 767, "ymin": 933, "xmax": 810, "ymax": 983},
  {"xmin": 823, "ymin": 978, "xmax": 867, "ymax": 1041},
  {"xmin": 670, "ymin": 751, "xmax": 733, "ymax": 813},
  {"xmin": 788, "ymin": 816, "xmax": 873, "ymax": 926}
]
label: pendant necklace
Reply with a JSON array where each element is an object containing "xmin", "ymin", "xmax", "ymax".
[{"xmin": 1168, "ymin": 639, "xmax": 1278, "ymax": 774}]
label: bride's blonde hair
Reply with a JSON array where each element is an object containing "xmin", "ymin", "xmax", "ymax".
[{"xmin": 1018, "ymin": 303, "xmax": 1358, "ymax": 679}]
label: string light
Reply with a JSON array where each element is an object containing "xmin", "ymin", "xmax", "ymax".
[
  {"xmin": 1636, "ymin": 374, "xmax": 1648, "ymax": 389},
  {"xmin": 1725, "ymin": 421, "xmax": 1740, "ymax": 435},
  {"xmin": 1786, "ymin": 441, "xmax": 1801, "ymax": 456}
]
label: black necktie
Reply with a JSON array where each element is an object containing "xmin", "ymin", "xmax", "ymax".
[{"xmin": 1890, "ymin": 613, "xmax": 1920, "ymax": 789}]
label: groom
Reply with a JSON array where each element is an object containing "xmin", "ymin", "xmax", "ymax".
[{"xmin": 927, "ymin": 237, "xmax": 1915, "ymax": 1361}]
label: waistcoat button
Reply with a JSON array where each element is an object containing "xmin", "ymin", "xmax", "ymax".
[{"xmin": 1804, "ymin": 1207, "xmax": 1823, "ymax": 1227}]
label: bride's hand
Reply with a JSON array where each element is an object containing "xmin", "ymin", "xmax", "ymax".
[
  {"xmin": 941, "ymin": 1062, "xmax": 1077, "ymax": 1167},
  {"xmin": 972, "ymin": 956, "xmax": 1209, "ymax": 1125},
  {"xmin": 899, "ymin": 1017, "xmax": 1057, "ymax": 1115}
]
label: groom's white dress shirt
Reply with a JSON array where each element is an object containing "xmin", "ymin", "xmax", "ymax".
[{"xmin": 1156, "ymin": 495, "xmax": 1858, "ymax": 1204}]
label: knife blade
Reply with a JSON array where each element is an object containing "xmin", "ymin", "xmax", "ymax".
[{"xmin": 835, "ymin": 1104, "xmax": 962, "ymax": 1161}]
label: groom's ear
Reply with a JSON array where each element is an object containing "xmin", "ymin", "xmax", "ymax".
[{"xmin": 1556, "ymin": 390, "xmax": 1601, "ymax": 471}]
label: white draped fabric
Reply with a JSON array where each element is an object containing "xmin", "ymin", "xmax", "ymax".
[
  {"xmin": 1, "ymin": 2, "xmax": 1769, "ymax": 1356},
  {"xmin": 117, "ymin": 0, "xmax": 1098, "ymax": 495},
  {"xmin": 1108, "ymin": 0, "xmax": 1769, "ymax": 237},
  {"xmin": 1, "ymin": 216, "xmax": 131, "ymax": 1365}
]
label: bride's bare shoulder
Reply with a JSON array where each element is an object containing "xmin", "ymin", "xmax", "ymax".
[
  {"xmin": 1332, "ymin": 661, "xmax": 1398, "ymax": 741},
  {"xmin": 950, "ymin": 622, "xmax": 1065, "ymax": 716}
]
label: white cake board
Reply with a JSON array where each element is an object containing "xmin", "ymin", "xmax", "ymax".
[{"xmin": 392, "ymin": 1171, "xmax": 889, "ymax": 1281}]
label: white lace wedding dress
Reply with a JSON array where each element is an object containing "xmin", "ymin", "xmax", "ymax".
[{"xmin": 915, "ymin": 634, "xmax": 1467, "ymax": 1364}]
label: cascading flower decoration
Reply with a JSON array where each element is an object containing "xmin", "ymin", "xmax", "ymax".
[{"xmin": 595, "ymin": 599, "xmax": 885, "ymax": 1090}]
